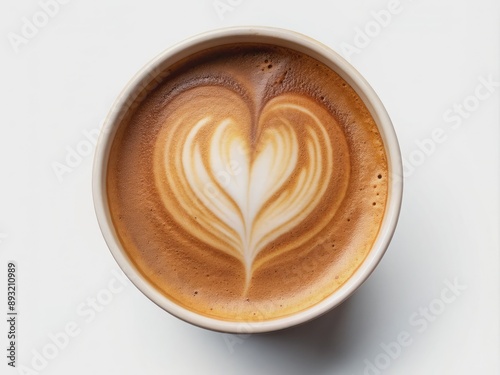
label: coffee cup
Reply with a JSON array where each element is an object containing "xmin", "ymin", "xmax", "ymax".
[{"xmin": 92, "ymin": 26, "xmax": 403, "ymax": 333}]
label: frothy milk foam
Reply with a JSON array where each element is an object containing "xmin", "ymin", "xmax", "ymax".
[{"xmin": 107, "ymin": 44, "xmax": 388, "ymax": 321}]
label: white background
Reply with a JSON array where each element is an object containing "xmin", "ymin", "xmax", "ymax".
[{"xmin": 1, "ymin": 0, "xmax": 498, "ymax": 374}]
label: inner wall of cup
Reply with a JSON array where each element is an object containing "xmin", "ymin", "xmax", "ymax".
[{"xmin": 94, "ymin": 28, "xmax": 402, "ymax": 333}]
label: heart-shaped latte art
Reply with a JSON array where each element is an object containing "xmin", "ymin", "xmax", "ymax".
[{"xmin": 154, "ymin": 86, "xmax": 349, "ymax": 287}]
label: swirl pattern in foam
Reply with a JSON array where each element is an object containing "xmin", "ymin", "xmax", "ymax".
[
  {"xmin": 107, "ymin": 44, "xmax": 388, "ymax": 321},
  {"xmin": 154, "ymin": 88, "xmax": 348, "ymax": 289}
]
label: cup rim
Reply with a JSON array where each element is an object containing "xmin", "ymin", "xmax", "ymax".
[{"xmin": 92, "ymin": 26, "xmax": 403, "ymax": 333}]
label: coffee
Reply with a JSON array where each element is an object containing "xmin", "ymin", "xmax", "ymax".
[{"xmin": 106, "ymin": 43, "xmax": 388, "ymax": 322}]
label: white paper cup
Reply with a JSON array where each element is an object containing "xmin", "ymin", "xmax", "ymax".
[{"xmin": 92, "ymin": 26, "xmax": 403, "ymax": 333}]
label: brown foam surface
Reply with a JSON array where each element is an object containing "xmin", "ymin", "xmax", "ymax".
[{"xmin": 107, "ymin": 43, "xmax": 388, "ymax": 321}]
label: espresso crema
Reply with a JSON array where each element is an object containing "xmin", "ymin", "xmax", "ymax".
[{"xmin": 107, "ymin": 43, "xmax": 388, "ymax": 321}]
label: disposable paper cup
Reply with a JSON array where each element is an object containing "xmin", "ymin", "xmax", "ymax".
[{"xmin": 92, "ymin": 26, "xmax": 403, "ymax": 333}]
